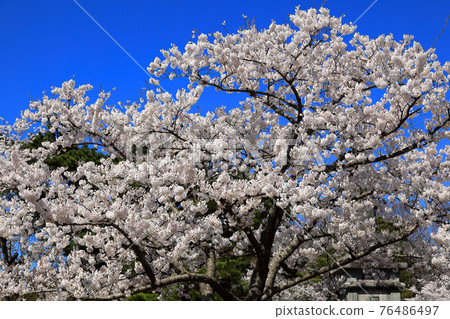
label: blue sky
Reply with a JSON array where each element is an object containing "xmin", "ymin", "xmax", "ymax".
[{"xmin": 0, "ymin": 0, "xmax": 449, "ymax": 124}]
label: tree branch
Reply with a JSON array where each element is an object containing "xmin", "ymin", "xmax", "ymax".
[{"xmin": 262, "ymin": 224, "xmax": 419, "ymax": 300}]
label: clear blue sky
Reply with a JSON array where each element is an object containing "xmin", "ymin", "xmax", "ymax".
[{"xmin": 0, "ymin": 0, "xmax": 449, "ymax": 124}]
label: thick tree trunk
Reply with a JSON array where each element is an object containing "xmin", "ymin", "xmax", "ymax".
[
  {"xmin": 199, "ymin": 248, "xmax": 216, "ymax": 300},
  {"xmin": 246, "ymin": 203, "xmax": 284, "ymax": 300}
]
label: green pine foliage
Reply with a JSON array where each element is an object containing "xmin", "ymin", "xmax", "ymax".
[
  {"xmin": 126, "ymin": 292, "xmax": 159, "ymax": 301},
  {"xmin": 21, "ymin": 129, "xmax": 108, "ymax": 171},
  {"xmin": 215, "ymin": 256, "xmax": 251, "ymax": 299}
]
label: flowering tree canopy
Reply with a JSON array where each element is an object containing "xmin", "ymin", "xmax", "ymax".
[{"xmin": 1, "ymin": 7, "xmax": 449, "ymax": 300}]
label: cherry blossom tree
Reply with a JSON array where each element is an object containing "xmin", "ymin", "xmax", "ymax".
[
  {"xmin": 1, "ymin": 7, "xmax": 449, "ymax": 300},
  {"xmin": 410, "ymin": 274, "xmax": 450, "ymax": 301}
]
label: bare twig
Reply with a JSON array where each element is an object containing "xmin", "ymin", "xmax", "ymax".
[{"xmin": 432, "ymin": 15, "xmax": 449, "ymax": 48}]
